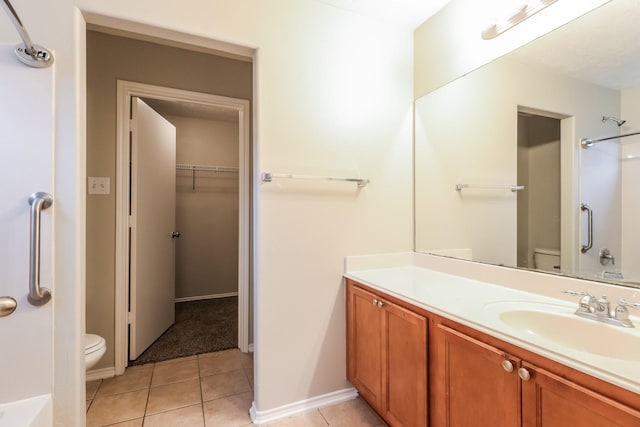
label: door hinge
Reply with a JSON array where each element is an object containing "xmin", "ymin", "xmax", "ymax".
[
  {"xmin": 127, "ymin": 311, "xmax": 134, "ymax": 325},
  {"xmin": 128, "ymin": 215, "xmax": 134, "ymax": 228},
  {"xmin": 129, "ymin": 118, "xmax": 136, "ymax": 133}
]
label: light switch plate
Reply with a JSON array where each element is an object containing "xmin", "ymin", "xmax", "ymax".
[{"xmin": 88, "ymin": 177, "xmax": 110, "ymax": 195}]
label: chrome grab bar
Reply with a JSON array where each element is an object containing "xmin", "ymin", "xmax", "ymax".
[
  {"xmin": 0, "ymin": 297, "xmax": 17, "ymax": 317},
  {"xmin": 28, "ymin": 192, "xmax": 52, "ymax": 306},
  {"xmin": 581, "ymin": 203, "xmax": 593, "ymax": 254}
]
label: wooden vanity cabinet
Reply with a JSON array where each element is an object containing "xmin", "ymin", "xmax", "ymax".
[
  {"xmin": 347, "ymin": 280, "xmax": 428, "ymax": 427},
  {"xmin": 430, "ymin": 324, "xmax": 522, "ymax": 427},
  {"xmin": 347, "ymin": 279, "xmax": 640, "ymax": 427},
  {"xmin": 431, "ymin": 320, "xmax": 640, "ymax": 427},
  {"xmin": 521, "ymin": 362, "xmax": 640, "ymax": 427}
]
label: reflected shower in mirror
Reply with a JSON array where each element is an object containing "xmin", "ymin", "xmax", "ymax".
[{"xmin": 415, "ymin": 0, "xmax": 640, "ymax": 288}]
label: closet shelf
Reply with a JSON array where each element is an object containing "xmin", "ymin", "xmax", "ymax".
[{"xmin": 176, "ymin": 163, "xmax": 239, "ymax": 190}]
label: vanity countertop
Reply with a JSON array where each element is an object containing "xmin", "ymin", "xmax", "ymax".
[{"xmin": 345, "ymin": 263, "xmax": 640, "ymax": 395}]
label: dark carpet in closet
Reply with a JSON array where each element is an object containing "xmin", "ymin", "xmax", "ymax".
[{"xmin": 130, "ymin": 297, "xmax": 238, "ymax": 365}]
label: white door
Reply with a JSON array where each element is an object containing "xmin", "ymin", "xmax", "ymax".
[
  {"xmin": 130, "ymin": 97, "xmax": 177, "ymax": 360},
  {"xmin": 0, "ymin": 45, "xmax": 54, "ymax": 403}
]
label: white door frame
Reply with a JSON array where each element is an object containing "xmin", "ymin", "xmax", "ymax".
[{"xmin": 115, "ymin": 80, "xmax": 251, "ymax": 374}]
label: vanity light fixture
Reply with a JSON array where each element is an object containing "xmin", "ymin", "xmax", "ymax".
[{"xmin": 481, "ymin": 0, "xmax": 559, "ymax": 40}]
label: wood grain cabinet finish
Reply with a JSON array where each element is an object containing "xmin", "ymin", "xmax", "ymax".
[
  {"xmin": 431, "ymin": 324, "xmax": 521, "ymax": 427},
  {"xmin": 521, "ymin": 362, "xmax": 640, "ymax": 427},
  {"xmin": 346, "ymin": 279, "xmax": 640, "ymax": 427},
  {"xmin": 347, "ymin": 281, "xmax": 428, "ymax": 427}
]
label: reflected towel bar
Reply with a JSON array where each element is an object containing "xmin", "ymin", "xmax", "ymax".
[
  {"xmin": 455, "ymin": 184, "xmax": 524, "ymax": 192},
  {"xmin": 261, "ymin": 172, "xmax": 369, "ymax": 187},
  {"xmin": 581, "ymin": 131, "xmax": 640, "ymax": 148}
]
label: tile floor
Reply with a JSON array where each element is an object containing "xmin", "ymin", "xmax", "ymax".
[{"xmin": 86, "ymin": 349, "xmax": 386, "ymax": 426}]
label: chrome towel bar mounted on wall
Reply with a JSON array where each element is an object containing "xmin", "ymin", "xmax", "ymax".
[
  {"xmin": 0, "ymin": 0, "xmax": 54, "ymax": 67},
  {"xmin": 261, "ymin": 172, "xmax": 370, "ymax": 188}
]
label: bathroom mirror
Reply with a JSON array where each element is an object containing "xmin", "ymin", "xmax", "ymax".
[{"xmin": 415, "ymin": 0, "xmax": 640, "ymax": 287}]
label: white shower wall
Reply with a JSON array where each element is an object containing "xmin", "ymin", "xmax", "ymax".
[
  {"xmin": 621, "ymin": 86, "xmax": 640, "ymax": 281},
  {"xmin": 168, "ymin": 115, "xmax": 240, "ymax": 300}
]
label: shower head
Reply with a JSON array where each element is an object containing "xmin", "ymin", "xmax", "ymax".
[{"xmin": 602, "ymin": 116, "xmax": 626, "ymax": 127}]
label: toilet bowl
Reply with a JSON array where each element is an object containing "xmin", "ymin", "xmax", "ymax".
[
  {"xmin": 85, "ymin": 334, "xmax": 106, "ymax": 371},
  {"xmin": 533, "ymin": 248, "xmax": 561, "ymax": 272}
]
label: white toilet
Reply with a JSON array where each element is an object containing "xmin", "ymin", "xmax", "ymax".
[
  {"xmin": 533, "ymin": 248, "xmax": 561, "ymax": 272},
  {"xmin": 85, "ymin": 334, "xmax": 106, "ymax": 371}
]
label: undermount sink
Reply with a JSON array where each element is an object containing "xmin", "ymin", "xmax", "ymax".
[{"xmin": 483, "ymin": 301, "xmax": 640, "ymax": 361}]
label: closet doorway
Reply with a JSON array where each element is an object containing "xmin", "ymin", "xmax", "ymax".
[{"xmin": 114, "ymin": 81, "xmax": 250, "ymax": 373}]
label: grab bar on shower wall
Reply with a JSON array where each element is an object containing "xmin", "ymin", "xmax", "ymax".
[
  {"xmin": 581, "ymin": 203, "xmax": 593, "ymax": 254},
  {"xmin": 28, "ymin": 192, "xmax": 52, "ymax": 306}
]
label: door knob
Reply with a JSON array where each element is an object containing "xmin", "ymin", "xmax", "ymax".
[{"xmin": 171, "ymin": 231, "xmax": 181, "ymax": 239}]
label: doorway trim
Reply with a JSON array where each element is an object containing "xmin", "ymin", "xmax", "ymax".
[{"xmin": 115, "ymin": 80, "xmax": 251, "ymax": 375}]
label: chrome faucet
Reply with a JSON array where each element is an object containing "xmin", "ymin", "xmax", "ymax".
[{"xmin": 562, "ymin": 290, "xmax": 639, "ymax": 328}]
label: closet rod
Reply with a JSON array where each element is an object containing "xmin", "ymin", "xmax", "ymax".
[
  {"xmin": 176, "ymin": 163, "xmax": 239, "ymax": 190},
  {"xmin": 176, "ymin": 163, "xmax": 239, "ymax": 173}
]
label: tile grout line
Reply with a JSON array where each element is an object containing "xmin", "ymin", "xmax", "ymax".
[
  {"xmin": 142, "ymin": 363, "xmax": 156, "ymax": 423},
  {"xmin": 198, "ymin": 354, "xmax": 207, "ymax": 426}
]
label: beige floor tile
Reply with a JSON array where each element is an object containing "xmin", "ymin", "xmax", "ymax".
[
  {"xmin": 263, "ymin": 409, "xmax": 328, "ymax": 426},
  {"xmin": 105, "ymin": 419, "xmax": 143, "ymax": 427},
  {"xmin": 86, "ymin": 389, "xmax": 148, "ymax": 427},
  {"xmin": 201, "ymin": 370, "xmax": 251, "ymax": 401},
  {"xmin": 203, "ymin": 391, "xmax": 253, "ymax": 426},
  {"xmin": 143, "ymin": 404, "xmax": 204, "ymax": 427},
  {"xmin": 319, "ymin": 398, "xmax": 386, "ymax": 427},
  {"xmin": 243, "ymin": 366, "xmax": 254, "ymax": 388},
  {"xmin": 146, "ymin": 378, "xmax": 202, "ymax": 415},
  {"xmin": 238, "ymin": 351, "xmax": 253, "ymax": 371},
  {"xmin": 151, "ymin": 359, "xmax": 199, "ymax": 387},
  {"xmin": 86, "ymin": 380, "xmax": 101, "ymax": 399},
  {"xmin": 199, "ymin": 349, "xmax": 243, "ymax": 377},
  {"xmin": 95, "ymin": 364, "xmax": 153, "ymax": 397},
  {"xmin": 155, "ymin": 355, "xmax": 197, "ymax": 367}
]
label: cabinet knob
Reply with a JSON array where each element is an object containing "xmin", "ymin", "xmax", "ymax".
[
  {"xmin": 518, "ymin": 368, "xmax": 531, "ymax": 381},
  {"xmin": 501, "ymin": 360, "xmax": 514, "ymax": 373},
  {"xmin": 377, "ymin": 300, "xmax": 384, "ymax": 308},
  {"xmin": 373, "ymin": 298, "xmax": 378, "ymax": 306}
]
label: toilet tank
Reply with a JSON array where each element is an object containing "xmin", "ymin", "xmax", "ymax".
[{"xmin": 533, "ymin": 248, "xmax": 560, "ymax": 272}]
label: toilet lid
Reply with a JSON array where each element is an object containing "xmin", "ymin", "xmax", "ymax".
[{"xmin": 85, "ymin": 334, "xmax": 105, "ymax": 352}]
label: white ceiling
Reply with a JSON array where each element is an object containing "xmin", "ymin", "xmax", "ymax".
[
  {"xmin": 310, "ymin": 0, "xmax": 451, "ymax": 29},
  {"xmin": 143, "ymin": 98, "xmax": 239, "ymax": 122},
  {"xmin": 511, "ymin": 0, "xmax": 640, "ymax": 90}
]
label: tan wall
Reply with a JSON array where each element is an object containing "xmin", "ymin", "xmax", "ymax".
[
  {"xmin": 86, "ymin": 30, "xmax": 252, "ymax": 369},
  {"xmin": 170, "ymin": 116, "xmax": 240, "ymax": 299},
  {"xmin": 517, "ymin": 115, "xmax": 561, "ymax": 268}
]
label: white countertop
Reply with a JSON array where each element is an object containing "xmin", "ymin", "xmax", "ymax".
[{"xmin": 345, "ymin": 263, "xmax": 640, "ymax": 395}]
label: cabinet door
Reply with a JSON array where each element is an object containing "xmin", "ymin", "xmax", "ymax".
[
  {"xmin": 521, "ymin": 362, "xmax": 640, "ymax": 427},
  {"xmin": 432, "ymin": 324, "xmax": 521, "ymax": 427},
  {"xmin": 347, "ymin": 285, "xmax": 384, "ymax": 409},
  {"xmin": 381, "ymin": 299, "xmax": 428, "ymax": 427}
]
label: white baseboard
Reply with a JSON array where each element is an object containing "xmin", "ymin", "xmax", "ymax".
[
  {"xmin": 175, "ymin": 292, "xmax": 238, "ymax": 303},
  {"xmin": 250, "ymin": 387, "xmax": 358, "ymax": 424},
  {"xmin": 86, "ymin": 367, "xmax": 115, "ymax": 382}
]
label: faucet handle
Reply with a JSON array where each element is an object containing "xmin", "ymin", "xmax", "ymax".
[
  {"xmin": 614, "ymin": 299, "xmax": 640, "ymax": 326},
  {"xmin": 618, "ymin": 298, "xmax": 640, "ymax": 311}
]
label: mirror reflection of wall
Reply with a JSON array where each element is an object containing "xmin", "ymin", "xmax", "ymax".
[
  {"xmin": 415, "ymin": 0, "xmax": 640, "ymax": 287},
  {"xmin": 516, "ymin": 113, "xmax": 560, "ymax": 272}
]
